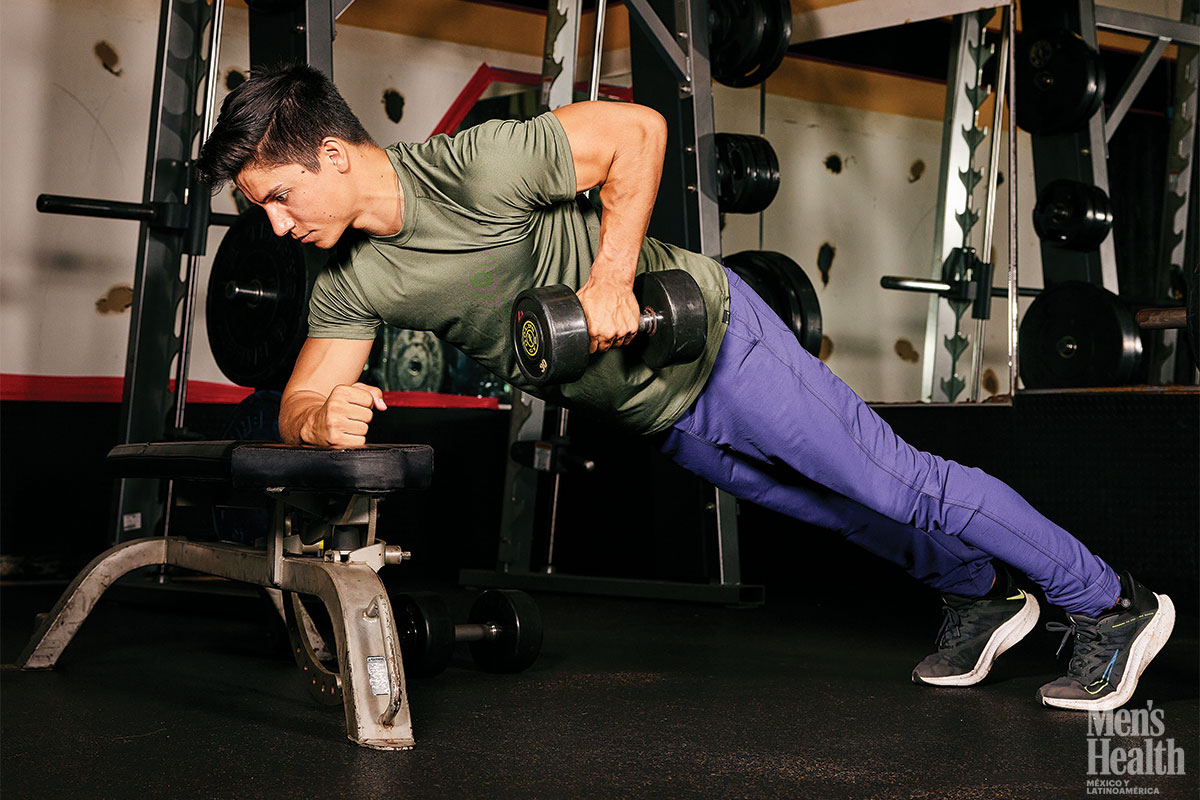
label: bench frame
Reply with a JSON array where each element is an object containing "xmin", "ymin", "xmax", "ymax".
[{"xmin": 18, "ymin": 485, "xmax": 417, "ymax": 750}]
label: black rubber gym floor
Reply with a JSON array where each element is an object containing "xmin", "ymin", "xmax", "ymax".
[{"xmin": 2, "ymin": 578, "xmax": 1196, "ymax": 800}]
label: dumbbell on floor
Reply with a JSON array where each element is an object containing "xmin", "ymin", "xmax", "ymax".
[
  {"xmin": 511, "ymin": 269, "xmax": 708, "ymax": 385},
  {"xmin": 392, "ymin": 589, "xmax": 544, "ymax": 678}
]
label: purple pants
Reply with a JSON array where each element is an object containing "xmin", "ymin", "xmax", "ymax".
[{"xmin": 659, "ymin": 269, "xmax": 1120, "ymax": 616}]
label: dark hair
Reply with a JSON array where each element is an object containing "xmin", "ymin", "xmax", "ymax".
[{"xmin": 196, "ymin": 63, "xmax": 374, "ymax": 190}]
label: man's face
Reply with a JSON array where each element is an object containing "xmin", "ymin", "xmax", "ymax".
[{"xmin": 236, "ymin": 156, "xmax": 349, "ymax": 249}]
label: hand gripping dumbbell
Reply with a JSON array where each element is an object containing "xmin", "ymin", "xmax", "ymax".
[{"xmin": 511, "ymin": 269, "xmax": 708, "ymax": 385}]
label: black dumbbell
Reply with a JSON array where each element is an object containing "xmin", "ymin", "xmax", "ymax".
[
  {"xmin": 511, "ymin": 269, "xmax": 708, "ymax": 385},
  {"xmin": 392, "ymin": 589, "xmax": 544, "ymax": 678}
]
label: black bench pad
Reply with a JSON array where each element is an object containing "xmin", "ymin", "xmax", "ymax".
[{"xmin": 108, "ymin": 441, "xmax": 434, "ymax": 493}]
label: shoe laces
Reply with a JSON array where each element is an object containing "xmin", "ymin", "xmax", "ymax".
[
  {"xmin": 935, "ymin": 599, "xmax": 987, "ymax": 648},
  {"xmin": 935, "ymin": 605, "xmax": 964, "ymax": 648},
  {"xmin": 1046, "ymin": 616, "xmax": 1115, "ymax": 683}
]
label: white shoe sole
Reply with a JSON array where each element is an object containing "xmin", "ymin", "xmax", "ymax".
[
  {"xmin": 1039, "ymin": 593, "xmax": 1176, "ymax": 712},
  {"xmin": 914, "ymin": 592, "xmax": 1041, "ymax": 687}
]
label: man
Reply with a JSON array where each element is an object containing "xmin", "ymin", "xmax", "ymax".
[{"xmin": 196, "ymin": 63, "xmax": 1174, "ymax": 712}]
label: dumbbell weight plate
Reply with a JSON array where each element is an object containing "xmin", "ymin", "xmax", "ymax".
[
  {"xmin": 635, "ymin": 270, "xmax": 709, "ymax": 370},
  {"xmin": 391, "ymin": 591, "xmax": 456, "ymax": 679},
  {"xmin": 512, "ymin": 285, "xmax": 591, "ymax": 385},
  {"xmin": 467, "ymin": 589, "xmax": 543, "ymax": 674}
]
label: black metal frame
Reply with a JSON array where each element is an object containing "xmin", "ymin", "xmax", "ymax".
[
  {"xmin": 462, "ymin": 0, "xmax": 762, "ymax": 606},
  {"xmin": 34, "ymin": 0, "xmax": 341, "ymax": 544}
]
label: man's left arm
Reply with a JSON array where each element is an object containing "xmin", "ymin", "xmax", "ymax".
[{"xmin": 550, "ymin": 102, "xmax": 668, "ymax": 355}]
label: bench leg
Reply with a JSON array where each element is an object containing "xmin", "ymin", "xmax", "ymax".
[
  {"xmin": 19, "ymin": 536, "xmax": 415, "ymax": 750},
  {"xmin": 266, "ymin": 558, "xmax": 414, "ymax": 750},
  {"xmin": 159, "ymin": 539, "xmax": 414, "ymax": 748},
  {"xmin": 18, "ymin": 537, "xmax": 169, "ymax": 670},
  {"xmin": 264, "ymin": 587, "xmax": 334, "ymax": 661}
]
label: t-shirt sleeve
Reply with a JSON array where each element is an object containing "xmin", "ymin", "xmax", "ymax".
[
  {"xmin": 307, "ymin": 261, "xmax": 381, "ymax": 340},
  {"xmin": 446, "ymin": 112, "xmax": 578, "ymax": 216}
]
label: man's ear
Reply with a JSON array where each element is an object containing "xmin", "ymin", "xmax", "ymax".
[{"xmin": 320, "ymin": 137, "xmax": 352, "ymax": 173}]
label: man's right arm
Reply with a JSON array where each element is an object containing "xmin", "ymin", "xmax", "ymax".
[{"xmin": 280, "ymin": 337, "xmax": 385, "ymax": 448}]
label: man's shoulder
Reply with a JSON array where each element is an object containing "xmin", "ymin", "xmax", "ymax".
[{"xmin": 389, "ymin": 112, "xmax": 562, "ymax": 161}]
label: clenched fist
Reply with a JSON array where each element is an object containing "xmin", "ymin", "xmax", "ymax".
[{"xmin": 303, "ymin": 382, "xmax": 387, "ymax": 448}]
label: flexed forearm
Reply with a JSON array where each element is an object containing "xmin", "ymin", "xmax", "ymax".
[{"xmin": 551, "ymin": 102, "xmax": 668, "ymax": 351}]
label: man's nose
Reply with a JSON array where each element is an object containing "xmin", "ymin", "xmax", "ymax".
[{"xmin": 264, "ymin": 204, "xmax": 293, "ymax": 237}]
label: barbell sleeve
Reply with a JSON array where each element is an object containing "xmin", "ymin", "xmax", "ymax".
[
  {"xmin": 36, "ymin": 193, "xmax": 157, "ymax": 222},
  {"xmin": 881, "ymin": 277, "xmax": 954, "ymax": 294},
  {"xmin": 880, "ymin": 276, "xmax": 1042, "ymax": 298},
  {"xmin": 1135, "ymin": 307, "xmax": 1187, "ymax": 330},
  {"xmin": 36, "ymin": 193, "xmax": 240, "ymax": 229}
]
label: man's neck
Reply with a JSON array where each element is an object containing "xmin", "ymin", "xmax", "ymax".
[{"xmin": 351, "ymin": 145, "xmax": 405, "ymax": 237}]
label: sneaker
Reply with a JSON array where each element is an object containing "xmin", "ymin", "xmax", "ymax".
[
  {"xmin": 912, "ymin": 581, "xmax": 1040, "ymax": 686},
  {"xmin": 1038, "ymin": 572, "xmax": 1175, "ymax": 711}
]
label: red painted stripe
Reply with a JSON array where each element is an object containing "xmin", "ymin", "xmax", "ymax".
[
  {"xmin": 431, "ymin": 62, "xmax": 496, "ymax": 137},
  {"xmin": 380, "ymin": 391, "xmax": 500, "ymax": 410},
  {"xmin": 0, "ymin": 374, "xmax": 500, "ymax": 410},
  {"xmin": 431, "ymin": 63, "xmax": 632, "ymax": 139},
  {"xmin": 0, "ymin": 374, "xmax": 253, "ymax": 404}
]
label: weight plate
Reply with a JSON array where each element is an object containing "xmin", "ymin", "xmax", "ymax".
[
  {"xmin": 374, "ymin": 328, "xmax": 446, "ymax": 393},
  {"xmin": 747, "ymin": 135, "xmax": 782, "ymax": 212},
  {"xmin": 724, "ymin": 251, "xmax": 823, "ymax": 356},
  {"xmin": 757, "ymin": 252, "xmax": 823, "ymax": 356},
  {"xmin": 391, "ymin": 591, "xmax": 455, "ymax": 679},
  {"xmin": 724, "ymin": 251, "xmax": 787, "ymax": 319},
  {"xmin": 715, "ymin": 133, "xmax": 781, "ymax": 215},
  {"xmin": 206, "ymin": 206, "xmax": 323, "ymax": 389},
  {"xmin": 636, "ymin": 270, "xmax": 708, "ymax": 369},
  {"xmin": 467, "ymin": 589, "xmax": 543, "ymax": 674},
  {"xmin": 512, "ymin": 285, "xmax": 590, "ymax": 385},
  {"xmin": 710, "ymin": 0, "xmax": 793, "ymax": 88},
  {"xmin": 1016, "ymin": 29, "xmax": 1106, "ymax": 135},
  {"xmin": 1033, "ymin": 179, "xmax": 1113, "ymax": 251},
  {"xmin": 1019, "ymin": 281, "xmax": 1142, "ymax": 389}
]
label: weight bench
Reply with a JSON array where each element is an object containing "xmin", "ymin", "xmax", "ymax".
[{"xmin": 17, "ymin": 440, "xmax": 434, "ymax": 750}]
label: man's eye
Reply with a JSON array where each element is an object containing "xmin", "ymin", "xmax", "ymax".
[{"xmin": 276, "ymin": 192, "xmax": 289, "ymax": 202}]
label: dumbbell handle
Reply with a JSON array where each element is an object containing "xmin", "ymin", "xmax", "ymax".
[
  {"xmin": 454, "ymin": 622, "xmax": 501, "ymax": 644},
  {"xmin": 638, "ymin": 307, "xmax": 663, "ymax": 337}
]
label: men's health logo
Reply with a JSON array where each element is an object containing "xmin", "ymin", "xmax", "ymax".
[{"xmin": 1085, "ymin": 701, "xmax": 1185, "ymax": 795}]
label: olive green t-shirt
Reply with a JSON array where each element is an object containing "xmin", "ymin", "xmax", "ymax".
[{"xmin": 307, "ymin": 111, "xmax": 729, "ymax": 435}]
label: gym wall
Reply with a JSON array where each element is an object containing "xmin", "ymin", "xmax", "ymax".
[
  {"xmin": 2, "ymin": 0, "xmax": 1065, "ymax": 405},
  {"xmin": 1, "ymin": 0, "xmax": 542, "ymax": 392}
]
